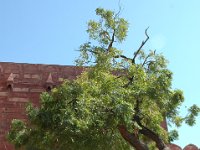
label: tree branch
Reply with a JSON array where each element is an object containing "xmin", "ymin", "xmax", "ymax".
[
  {"xmin": 142, "ymin": 50, "xmax": 156, "ymax": 67},
  {"xmin": 107, "ymin": 29, "xmax": 115, "ymax": 51},
  {"xmin": 139, "ymin": 125, "xmax": 167, "ymax": 150},
  {"xmin": 142, "ymin": 54, "xmax": 151, "ymax": 67},
  {"xmin": 132, "ymin": 97, "xmax": 168, "ymax": 150},
  {"xmin": 87, "ymin": 49, "xmax": 98, "ymax": 55},
  {"xmin": 133, "ymin": 113, "xmax": 167, "ymax": 150},
  {"xmin": 132, "ymin": 27, "xmax": 150, "ymax": 64},
  {"xmin": 118, "ymin": 125, "xmax": 149, "ymax": 150},
  {"xmin": 114, "ymin": 55, "xmax": 132, "ymax": 61}
]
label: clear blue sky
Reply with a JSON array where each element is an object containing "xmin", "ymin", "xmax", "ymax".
[{"xmin": 0, "ymin": 0, "xmax": 199, "ymax": 148}]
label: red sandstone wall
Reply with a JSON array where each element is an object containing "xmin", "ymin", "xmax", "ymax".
[{"xmin": 0, "ymin": 62, "xmax": 84, "ymax": 150}]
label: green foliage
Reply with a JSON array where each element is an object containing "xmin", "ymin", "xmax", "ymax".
[
  {"xmin": 8, "ymin": 80, "xmax": 131, "ymax": 150},
  {"xmin": 87, "ymin": 8, "xmax": 128, "ymax": 44},
  {"xmin": 168, "ymin": 130, "xmax": 179, "ymax": 142},
  {"xmin": 8, "ymin": 7, "xmax": 199, "ymax": 150},
  {"xmin": 7, "ymin": 119, "xmax": 28, "ymax": 148},
  {"xmin": 185, "ymin": 104, "xmax": 200, "ymax": 126}
]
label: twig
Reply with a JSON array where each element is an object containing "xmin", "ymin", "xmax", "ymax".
[
  {"xmin": 87, "ymin": 49, "xmax": 98, "ymax": 55},
  {"xmin": 142, "ymin": 50, "xmax": 156, "ymax": 67},
  {"xmin": 142, "ymin": 54, "xmax": 151, "ymax": 67},
  {"xmin": 114, "ymin": 55, "xmax": 132, "ymax": 61}
]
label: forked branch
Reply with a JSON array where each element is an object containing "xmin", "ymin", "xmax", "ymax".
[
  {"xmin": 132, "ymin": 27, "xmax": 150, "ymax": 64},
  {"xmin": 133, "ymin": 114, "xmax": 167, "ymax": 150},
  {"xmin": 142, "ymin": 50, "xmax": 156, "ymax": 67},
  {"xmin": 118, "ymin": 125, "xmax": 149, "ymax": 150},
  {"xmin": 139, "ymin": 125, "xmax": 167, "ymax": 150}
]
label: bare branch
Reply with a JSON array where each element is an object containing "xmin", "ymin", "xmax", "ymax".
[
  {"xmin": 114, "ymin": 0, "xmax": 122, "ymax": 20},
  {"xmin": 132, "ymin": 27, "xmax": 150, "ymax": 64},
  {"xmin": 107, "ymin": 29, "xmax": 116, "ymax": 51}
]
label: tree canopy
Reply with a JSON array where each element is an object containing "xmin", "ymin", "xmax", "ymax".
[{"xmin": 8, "ymin": 8, "xmax": 200, "ymax": 150}]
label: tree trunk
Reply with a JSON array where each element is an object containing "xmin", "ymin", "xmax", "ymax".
[
  {"xmin": 139, "ymin": 125, "xmax": 168, "ymax": 150},
  {"xmin": 118, "ymin": 125, "xmax": 171, "ymax": 150},
  {"xmin": 118, "ymin": 125, "xmax": 149, "ymax": 150}
]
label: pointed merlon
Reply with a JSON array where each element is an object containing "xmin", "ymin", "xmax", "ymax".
[
  {"xmin": 7, "ymin": 73, "xmax": 15, "ymax": 82},
  {"xmin": 46, "ymin": 73, "xmax": 54, "ymax": 84}
]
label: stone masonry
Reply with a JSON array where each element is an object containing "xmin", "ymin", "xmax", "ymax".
[{"xmin": 0, "ymin": 62, "xmax": 84, "ymax": 150}]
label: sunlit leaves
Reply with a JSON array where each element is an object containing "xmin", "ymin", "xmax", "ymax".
[
  {"xmin": 95, "ymin": 8, "xmax": 115, "ymax": 29},
  {"xmin": 115, "ymin": 18, "xmax": 128, "ymax": 42},
  {"xmin": 87, "ymin": 21, "xmax": 101, "ymax": 40}
]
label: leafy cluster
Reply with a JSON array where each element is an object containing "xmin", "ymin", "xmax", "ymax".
[
  {"xmin": 8, "ymin": 80, "xmax": 131, "ymax": 150},
  {"xmin": 8, "ymin": 8, "xmax": 199, "ymax": 150}
]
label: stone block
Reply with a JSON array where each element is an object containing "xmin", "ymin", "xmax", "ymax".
[
  {"xmin": 0, "ymin": 92, "xmax": 8, "ymax": 97},
  {"xmin": 12, "ymin": 88, "xmax": 29, "ymax": 92},
  {"xmin": 31, "ymin": 74, "xmax": 41, "ymax": 79},
  {"xmin": 24, "ymin": 74, "xmax": 31, "ymax": 78},
  {"xmin": 30, "ymin": 88, "xmax": 44, "ymax": 93},
  {"xmin": 8, "ymin": 98, "xmax": 29, "ymax": 103}
]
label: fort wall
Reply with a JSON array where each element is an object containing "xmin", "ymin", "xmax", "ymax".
[{"xmin": 0, "ymin": 62, "xmax": 84, "ymax": 150}]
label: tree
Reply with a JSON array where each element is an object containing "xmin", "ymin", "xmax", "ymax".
[{"xmin": 8, "ymin": 8, "xmax": 200, "ymax": 150}]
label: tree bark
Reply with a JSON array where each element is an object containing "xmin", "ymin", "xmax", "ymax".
[
  {"xmin": 138, "ymin": 124, "xmax": 170, "ymax": 150},
  {"xmin": 118, "ymin": 125, "xmax": 149, "ymax": 150}
]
